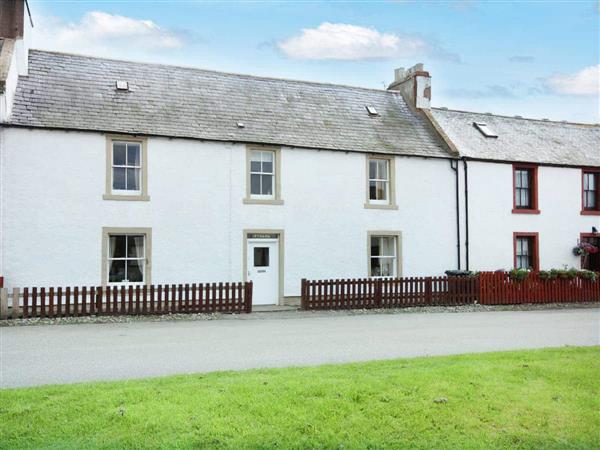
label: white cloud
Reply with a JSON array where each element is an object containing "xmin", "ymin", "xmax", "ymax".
[
  {"xmin": 546, "ymin": 65, "xmax": 600, "ymax": 96},
  {"xmin": 32, "ymin": 11, "xmax": 186, "ymax": 57},
  {"xmin": 277, "ymin": 22, "xmax": 458, "ymax": 61}
]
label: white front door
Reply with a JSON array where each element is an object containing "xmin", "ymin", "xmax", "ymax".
[{"xmin": 247, "ymin": 239, "xmax": 279, "ymax": 305}]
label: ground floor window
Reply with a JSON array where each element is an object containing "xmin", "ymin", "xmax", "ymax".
[
  {"xmin": 514, "ymin": 233, "xmax": 539, "ymax": 270},
  {"xmin": 102, "ymin": 227, "xmax": 152, "ymax": 285},
  {"xmin": 109, "ymin": 235, "xmax": 145, "ymax": 283},
  {"xmin": 369, "ymin": 234, "xmax": 399, "ymax": 277}
]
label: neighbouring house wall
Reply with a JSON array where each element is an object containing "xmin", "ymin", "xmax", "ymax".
[
  {"xmin": 466, "ymin": 160, "xmax": 600, "ymax": 271},
  {"xmin": 0, "ymin": 127, "xmax": 459, "ymax": 294}
]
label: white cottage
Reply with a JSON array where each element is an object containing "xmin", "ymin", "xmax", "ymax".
[{"xmin": 0, "ymin": 1, "xmax": 598, "ymax": 306}]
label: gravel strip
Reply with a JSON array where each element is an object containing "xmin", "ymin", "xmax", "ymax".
[{"xmin": 1, "ymin": 302, "xmax": 598, "ymax": 327}]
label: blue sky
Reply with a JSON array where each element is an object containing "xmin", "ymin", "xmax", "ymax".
[{"xmin": 29, "ymin": 0, "xmax": 600, "ymax": 122}]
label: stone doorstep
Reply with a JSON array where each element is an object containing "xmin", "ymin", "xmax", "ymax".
[{"xmin": 251, "ymin": 304, "xmax": 300, "ymax": 313}]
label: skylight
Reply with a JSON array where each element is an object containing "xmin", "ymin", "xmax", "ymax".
[
  {"xmin": 473, "ymin": 122, "xmax": 498, "ymax": 138},
  {"xmin": 115, "ymin": 80, "xmax": 129, "ymax": 91},
  {"xmin": 366, "ymin": 106, "xmax": 378, "ymax": 116}
]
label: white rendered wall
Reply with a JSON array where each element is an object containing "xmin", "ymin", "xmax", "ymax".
[
  {"xmin": 466, "ymin": 161, "xmax": 600, "ymax": 271},
  {"xmin": 0, "ymin": 127, "xmax": 460, "ymax": 294}
]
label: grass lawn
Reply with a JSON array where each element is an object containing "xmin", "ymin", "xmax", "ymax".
[{"xmin": 1, "ymin": 347, "xmax": 599, "ymax": 449}]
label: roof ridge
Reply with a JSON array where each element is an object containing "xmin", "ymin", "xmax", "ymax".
[
  {"xmin": 29, "ymin": 48, "xmax": 400, "ymax": 95},
  {"xmin": 431, "ymin": 106, "xmax": 600, "ymax": 128}
]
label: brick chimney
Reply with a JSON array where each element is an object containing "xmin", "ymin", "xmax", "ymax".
[
  {"xmin": 0, "ymin": 0, "xmax": 31, "ymax": 120},
  {"xmin": 387, "ymin": 63, "xmax": 431, "ymax": 110}
]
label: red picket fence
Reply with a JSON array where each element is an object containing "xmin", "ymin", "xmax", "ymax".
[
  {"xmin": 3, "ymin": 282, "xmax": 252, "ymax": 319},
  {"xmin": 301, "ymin": 276, "xmax": 479, "ymax": 310},
  {"xmin": 478, "ymin": 272, "xmax": 600, "ymax": 305}
]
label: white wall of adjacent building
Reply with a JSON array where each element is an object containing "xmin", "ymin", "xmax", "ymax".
[
  {"xmin": 465, "ymin": 160, "xmax": 600, "ymax": 271},
  {"xmin": 0, "ymin": 127, "xmax": 460, "ymax": 297}
]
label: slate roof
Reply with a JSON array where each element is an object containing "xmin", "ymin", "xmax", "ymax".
[
  {"xmin": 6, "ymin": 50, "xmax": 450, "ymax": 158},
  {"xmin": 431, "ymin": 108, "xmax": 600, "ymax": 167}
]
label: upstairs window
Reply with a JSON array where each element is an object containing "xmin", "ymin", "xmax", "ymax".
[
  {"xmin": 513, "ymin": 164, "xmax": 539, "ymax": 213},
  {"xmin": 365, "ymin": 156, "xmax": 397, "ymax": 209},
  {"xmin": 112, "ymin": 142, "xmax": 141, "ymax": 194},
  {"xmin": 582, "ymin": 170, "xmax": 600, "ymax": 214},
  {"xmin": 250, "ymin": 150, "xmax": 275, "ymax": 198},
  {"xmin": 245, "ymin": 146, "xmax": 283, "ymax": 205},
  {"xmin": 514, "ymin": 233, "xmax": 539, "ymax": 270},
  {"xmin": 104, "ymin": 136, "xmax": 149, "ymax": 201},
  {"xmin": 369, "ymin": 158, "xmax": 389, "ymax": 204}
]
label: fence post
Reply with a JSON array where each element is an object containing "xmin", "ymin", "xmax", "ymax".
[
  {"xmin": 0, "ymin": 288, "xmax": 8, "ymax": 319},
  {"xmin": 12, "ymin": 287, "xmax": 20, "ymax": 318},
  {"xmin": 300, "ymin": 279, "xmax": 307, "ymax": 310},
  {"xmin": 375, "ymin": 279, "xmax": 382, "ymax": 308},
  {"xmin": 245, "ymin": 281, "xmax": 253, "ymax": 313},
  {"xmin": 425, "ymin": 277, "xmax": 433, "ymax": 305}
]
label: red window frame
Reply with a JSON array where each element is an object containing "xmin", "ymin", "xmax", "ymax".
[
  {"xmin": 512, "ymin": 164, "xmax": 540, "ymax": 214},
  {"xmin": 581, "ymin": 168, "xmax": 600, "ymax": 215},
  {"xmin": 513, "ymin": 232, "xmax": 539, "ymax": 271}
]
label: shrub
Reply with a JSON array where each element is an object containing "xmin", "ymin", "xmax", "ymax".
[
  {"xmin": 577, "ymin": 270, "xmax": 598, "ymax": 282},
  {"xmin": 508, "ymin": 268, "xmax": 530, "ymax": 281}
]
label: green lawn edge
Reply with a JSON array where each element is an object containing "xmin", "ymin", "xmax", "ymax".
[{"xmin": 1, "ymin": 346, "xmax": 599, "ymax": 449}]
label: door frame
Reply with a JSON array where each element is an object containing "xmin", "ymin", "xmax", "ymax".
[{"xmin": 243, "ymin": 229, "xmax": 285, "ymax": 305}]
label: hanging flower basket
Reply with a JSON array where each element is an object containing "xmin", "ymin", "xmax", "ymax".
[{"xmin": 573, "ymin": 242, "xmax": 598, "ymax": 257}]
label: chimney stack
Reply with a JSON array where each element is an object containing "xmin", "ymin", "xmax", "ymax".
[
  {"xmin": 0, "ymin": 0, "xmax": 31, "ymax": 121},
  {"xmin": 0, "ymin": 0, "xmax": 26, "ymax": 39},
  {"xmin": 387, "ymin": 63, "xmax": 431, "ymax": 110}
]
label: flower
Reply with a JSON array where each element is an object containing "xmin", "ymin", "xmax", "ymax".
[{"xmin": 573, "ymin": 242, "xmax": 598, "ymax": 256}]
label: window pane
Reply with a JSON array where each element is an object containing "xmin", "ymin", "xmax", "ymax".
[
  {"xmin": 127, "ymin": 259, "xmax": 144, "ymax": 282},
  {"xmin": 250, "ymin": 161, "xmax": 261, "ymax": 173},
  {"xmin": 126, "ymin": 168, "xmax": 140, "ymax": 190},
  {"xmin": 113, "ymin": 167, "xmax": 126, "ymax": 190},
  {"xmin": 378, "ymin": 258, "xmax": 394, "ymax": 277},
  {"xmin": 262, "ymin": 175, "xmax": 273, "ymax": 195},
  {"xmin": 250, "ymin": 174, "xmax": 261, "ymax": 195},
  {"xmin": 369, "ymin": 160, "xmax": 377, "ymax": 179},
  {"xmin": 583, "ymin": 174, "xmax": 590, "ymax": 190},
  {"xmin": 109, "ymin": 235, "xmax": 126, "ymax": 258},
  {"xmin": 376, "ymin": 181, "xmax": 387, "ymax": 201},
  {"xmin": 262, "ymin": 161, "xmax": 273, "ymax": 173},
  {"xmin": 109, "ymin": 260, "xmax": 126, "ymax": 282},
  {"xmin": 380, "ymin": 237, "xmax": 395, "ymax": 257},
  {"xmin": 262, "ymin": 151, "xmax": 274, "ymax": 163},
  {"xmin": 254, "ymin": 247, "xmax": 269, "ymax": 267},
  {"xmin": 127, "ymin": 144, "xmax": 141, "ymax": 166},
  {"xmin": 371, "ymin": 257, "xmax": 381, "ymax": 276},
  {"xmin": 250, "ymin": 151, "xmax": 261, "ymax": 163},
  {"xmin": 371, "ymin": 236, "xmax": 381, "ymax": 257},
  {"xmin": 113, "ymin": 143, "xmax": 126, "ymax": 166},
  {"xmin": 377, "ymin": 160, "xmax": 388, "ymax": 180},
  {"xmin": 371, "ymin": 257, "xmax": 394, "ymax": 277},
  {"xmin": 369, "ymin": 181, "xmax": 377, "ymax": 200},
  {"xmin": 127, "ymin": 235, "xmax": 144, "ymax": 258}
]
